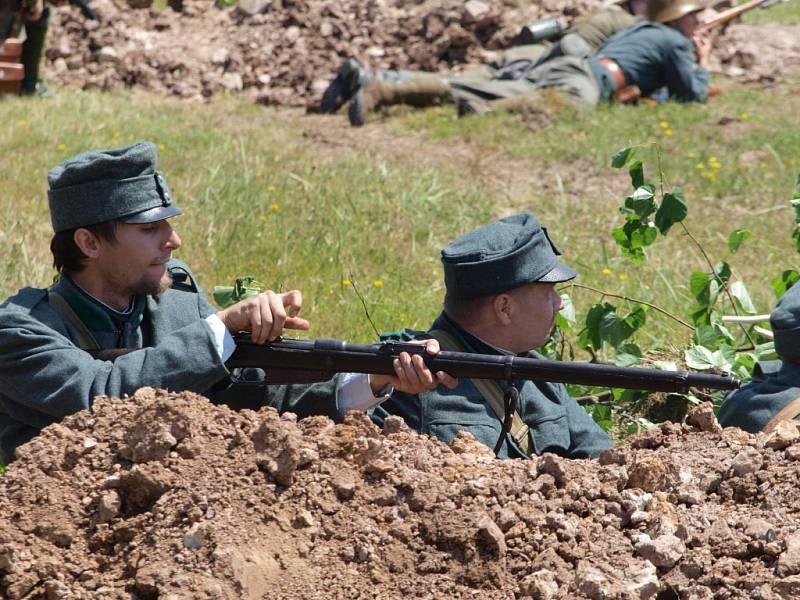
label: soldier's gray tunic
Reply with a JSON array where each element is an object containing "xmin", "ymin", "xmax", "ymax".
[
  {"xmin": 449, "ymin": 21, "xmax": 709, "ymax": 106},
  {"xmin": 370, "ymin": 312, "xmax": 612, "ymax": 459},
  {"xmin": 0, "ymin": 260, "xmax": 340, "ymax": 464},
  {"xmin": 717, "ymin": 361, "xmax": 800, "ymax": 433}
]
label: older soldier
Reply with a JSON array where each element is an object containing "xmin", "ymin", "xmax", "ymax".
[
  {"xmin": 371, "ymin": 212, "xmax": 613, "ymax": 459},
  {"xmin": 0, "ymin": 141, "xmax": 449, "ymax": 464},
  {"xmin": 343, "ymin": 0, "xmax": 709, "ymax": 124},
  {"xmin": 718, "ymin": 283, "xmax": 800, "ymax": 433}
]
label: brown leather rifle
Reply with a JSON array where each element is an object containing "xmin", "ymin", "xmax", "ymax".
[{"xmin": 696, "ymin": 0, "xmax": 788, "ymax": 34}]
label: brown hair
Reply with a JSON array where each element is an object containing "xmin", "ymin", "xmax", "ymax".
[
  {"xmin": 50, "ymin": 220, "xmax": 119, "ymax": 274},
  {"xmin": 442, "ymin": 293, "xmax": 496, "ymax": 326}
]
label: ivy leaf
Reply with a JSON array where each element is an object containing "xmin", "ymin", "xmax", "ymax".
[
  {"xmin": 727, "ymin": 229, "xmax": 751, "ymax": 253},
  {"xmin": 611, "ymin": 146, "xmax": 634, "ymax": 169},
  {"xmin": 627, "ymin": 186, "xmax": 657, "ymax": 220},
  {"xmin": 730, "ymin": 281, "xmax": 756, "ymax": 315},
  {"xmin": 772, "ymin": 270, "xmax": 800, "ymax": 298},
  {"xmin": 713, "ymin": 261, "xmax": 731, "ymax": 285},
  {"xmin": 684, "ymin": 344, "xmax": 736, "ymax": 371},
  {"xmin": 654, "ymin": 187, "xmax": 688, "ymax": 235},
  {"xmin": 628, "ymin": 159, "xmax": 645, "ymax": 189}
]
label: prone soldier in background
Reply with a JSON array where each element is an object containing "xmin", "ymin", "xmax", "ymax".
[{"xmin": 319, "ymin": 0, "xmax": 648, "ymax": 125}]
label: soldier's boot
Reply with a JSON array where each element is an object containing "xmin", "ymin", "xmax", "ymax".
[
  {"xmin": 20, "ymin": 6, "xmax": 50, "ymax": 96},
  {"xmin": 348, "ymin": 78, "xmax": 451, "ymax": 126},
  {"xmin": 320, "ymin": 58, "xmax": 368, "ymax": 114}
]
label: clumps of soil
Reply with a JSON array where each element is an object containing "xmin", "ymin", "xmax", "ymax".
[
  {"xmin": 3, "ymin": 388, "xmax": 800, "ymax": 598},
  {"xmin": 42, "ymin": 0, "xmax": 800, "ymax": 108}
]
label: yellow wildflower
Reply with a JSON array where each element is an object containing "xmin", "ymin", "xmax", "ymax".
[
  {"xmin": 159, "ymin": 144, "xmax": 165, "ymax": 151},
  {"xmin": 618, "ymin": 274, "xmax": 628, "ymax": 282},
  {"xmin": 57, "ymin": 143, "xmax": 66, "ymax": 151},
  {"xmin": 255, "ymin": 171, "xmax": 263, "ymax": 178},
  {"xmin": 269, "ymin": 203, "xmax": 280, "ymax": 211},
  {"xmin": 267, "ymin": 185, "xmax": 276, "ymax": 193},
  {"xmin": 342, "ymin": 279, "xmax": 352, "ymax": 286},
  {"xmin": 664, "ymin": 129, "xmax": 673, "ymax": 137},
  {"xmin": 695, "ymin": 163, "xmax": 705, "ymax": 170},
  {"xmin": 687, "ymin": 151, "xmax": 696, "ymax": 158},
  {"xmin": 602, "ymin": 268, "xmax": 612, "ymax": 276},
  {"xmin": 18, "ymin": 120, "xmax": 27, "ymax": 128},
  {"xmin": 739, "ymin": 112, "xmax": 749, "ymax": 121},
  {"xmin": 373, "ymin": 280, "xmax": 383, "ymax": 289},
  {"xmin": 659, "ymin": 121, "xmax": 669, "ymax": 129}
]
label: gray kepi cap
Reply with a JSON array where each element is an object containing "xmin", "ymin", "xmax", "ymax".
[
  {"xmin": 442, "ymin": 212, "xmax": 576, "ymax": 299},
  {"xmin": 47, "ymin": 141, "xmax": 181, "ymax": 233}
]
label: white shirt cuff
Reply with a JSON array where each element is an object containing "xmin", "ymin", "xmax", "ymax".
[
  {"xmin": 338, "ymin": 372, "xmax": 393, "ymax": 414},
  {"xmin": 205, "ymin": 314, "xmax": 237, "ymax": 362}
]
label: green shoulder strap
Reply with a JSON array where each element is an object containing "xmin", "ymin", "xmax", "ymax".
[
  {"xmin": 429, "ymin": 329, "xmax": 532, "ymax": 457},
  {"xmin": 47, "ymin": 290, "xmax": 101, "ymax": 351}
]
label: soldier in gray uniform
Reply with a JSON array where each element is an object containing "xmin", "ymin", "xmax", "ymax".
[
  {"xmin": 717, "ymin": 283, "xmax": 800, "ymax": 433},
  {"xmin": 0, "ymin": 142, "xmax": 451, "ymax": 464},
  {"xmin": 341, "ymin": 0, "xmax": 708, "ymax": 125},
  {"xmin": 370, "ymin": 212, "xmax": 613, "ymax": 459}
]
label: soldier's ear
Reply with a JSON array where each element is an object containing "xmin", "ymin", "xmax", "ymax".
[
  {"xmin": 73, "ymin": 228, "xmax": 100, "ymax": 258},
  {"xmin": 493, "ymin": 294, "xmax": 513, "ymax": 323}
]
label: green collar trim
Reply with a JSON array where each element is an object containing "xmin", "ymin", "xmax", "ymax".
[{"xmin": 50, "ymin": 275, "xmax": 145, "ymax": 333}]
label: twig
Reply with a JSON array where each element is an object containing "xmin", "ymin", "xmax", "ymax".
[
  {"xmin": 348, "ymin": 272, "xmax": 381, "ymax": 339},
  {"xmin": 567, "ymin": 282, "xmax": 694, "ymax": 330},
  {"xmin": 678, "ymin": 222, "xmax": 757, "ymax": 348}
]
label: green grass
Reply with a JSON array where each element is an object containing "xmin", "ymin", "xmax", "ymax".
[
  {"xmin": 743, "ymin": 0, "xmax": 800, "ymax": 25},
  {"xmin": 2, "ymin": 67, "xmax": 799, "ymax": 355}
]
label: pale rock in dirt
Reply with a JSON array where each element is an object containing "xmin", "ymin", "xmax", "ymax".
[
  {"xmin": 765, "ymin": 420, "xmax": 800, "ymax": 450},
  {"xmin": 635, "ymin": 534, "xmax": 686, "ymax": 568},
  {"xmin": 731, "ymin": 447, "xmax": 764, "ymax": 477},
  {"xmin": 686, "ymin": 402, "xmax": 722, "ymax": 433},
  {"xmin": 519, "ymin": 569, "xmax": 558, "ymax": 599},
  {"xmin": 778, "ymin": 530, "xmax": 800, "ymax": 576}
]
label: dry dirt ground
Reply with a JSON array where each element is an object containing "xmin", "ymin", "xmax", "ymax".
[
  {"xmin": 4, "ymin": 388, "xmax": 800, "ymax": 598},
  {"xmin": 43, "ymin": 0, "xmax": 800, "ymax": 107}
]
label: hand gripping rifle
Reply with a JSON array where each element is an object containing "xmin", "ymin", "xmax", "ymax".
[
  {"xmin": 228, "ymin": 336, "xmax": 740, "ymax": 393},
  {"xmin": 696, "ymin": 0, "xmax": 787, "ymax": 34}
]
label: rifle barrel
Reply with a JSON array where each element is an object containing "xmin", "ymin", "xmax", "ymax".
[{"xmin": 228, "ymin": 337, "xmax": 740, "ymax": 393}]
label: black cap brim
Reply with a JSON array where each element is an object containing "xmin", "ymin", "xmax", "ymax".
[
  {"xmin": 120, "ymin": 204, "xmax": 182, "ymax": 224},
  {"xmin": 537, "ymin": 262, "xmax": 577, "ymax": 283}
]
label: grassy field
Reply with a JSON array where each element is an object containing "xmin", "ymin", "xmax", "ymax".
[{"xmin": 2, "ymin": 57, "xmax": 799, "ymax": 364}]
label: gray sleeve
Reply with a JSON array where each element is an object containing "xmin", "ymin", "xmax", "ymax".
[
  {"xmin": 0, "ymin": 311, "xmax": 229, "ymax": 429},
  {"xmin": 558, "ymin": 386, "xmax": 614, "ymax": 458},
  {"xmin": 664, "ymin": 38, "xmax": 709, "ymax": 102}
]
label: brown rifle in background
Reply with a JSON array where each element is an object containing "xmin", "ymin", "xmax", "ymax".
[{"xmin": 697, "ymin": 0, "xmax": 789, "ymax": 33}]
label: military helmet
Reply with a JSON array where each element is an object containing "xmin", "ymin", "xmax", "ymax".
[{"xmin": 647, "ymin": 0, "xmax": 705, "ymax": 23}]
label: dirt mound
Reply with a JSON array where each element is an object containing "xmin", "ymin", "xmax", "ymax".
[
  {"xmin": 42, "ymin": 0, "xmax": 800, "ymax": 108},
  {"xmin": 3, "ymin": 388, "xmax": 800, "ymax": 598}
]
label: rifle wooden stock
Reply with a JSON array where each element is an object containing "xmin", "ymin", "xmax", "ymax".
[
  {"xmin": 227, "ymin": 337, "xmax": 740, "ymax": 393},
  {"xmin": 696, "ymin": 0, "xmax": 775, "ymax": 34}
]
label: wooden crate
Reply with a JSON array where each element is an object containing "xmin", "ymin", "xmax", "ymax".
[
  {"xmin": 0, "ymin": 38, "xmax": 23, "ymax": 61},
  {"xmin": 0, "ymin": 60, "xmax": 23, "ymax": 94}
]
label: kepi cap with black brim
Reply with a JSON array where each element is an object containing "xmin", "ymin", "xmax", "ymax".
[
  {"xmin": 442, "ymin": 212, "xmax": 576, "ymax": 299},
  {"xmin": 47, "ymin": 141, "xmax": 181, "ymax": 233}
]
